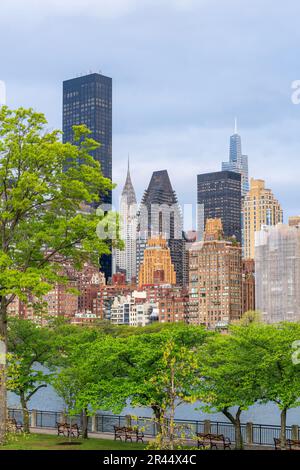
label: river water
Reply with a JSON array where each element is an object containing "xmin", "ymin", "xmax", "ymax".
[{"xmin": 8, "ymin": 384, "xmax": 300, "ymax": 426}]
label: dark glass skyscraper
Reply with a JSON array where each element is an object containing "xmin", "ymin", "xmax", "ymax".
[
  {"xmin": 137, "ymin": 170, "xmax": 186, "ymax": 286},
  {"xmin": 63, "ymin": 73, "xmax": 112, "ymax": 280},
  {"xmin": 197, "ymin": 171, "xmax": 242, "ymax": 243}
]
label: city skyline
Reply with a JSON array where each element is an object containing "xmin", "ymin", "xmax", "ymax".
[{"xmin": 1, "ymin": 1, "xmax": 300, "ymax": 224}]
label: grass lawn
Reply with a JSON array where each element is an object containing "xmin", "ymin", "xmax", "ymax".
[{"xmin": 0, "ymin": 433, "xmax": 146, "ymax": 450}]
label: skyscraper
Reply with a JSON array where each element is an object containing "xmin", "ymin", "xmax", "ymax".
[
  {"xmin": 63, "ymin": 72, "xmax": 112, "ymax": 280},
  {"xmin": 114, "ymin": 159, "xmax": 137, "ymax": 283},
  {"xmin": 255, "ymin": 223, "xmax": 300, "ymax": 323},
  {"xmin": 137, "ymin": 170, "xmax": 186, "ymax": 285},
  {"xmin": 189, "ymin": 219, "xmax": 242, "ymax": 328},
  {"xmin": 243, "ymin": 178, "xmax": 283, "ymax": 259},
  {"xmin": 222, "ymin": 119, "xmax": 249, "ymax": 196},
  {"xmin": 197, "ymin": 171, "xmax": 242, "ymax": 243}
]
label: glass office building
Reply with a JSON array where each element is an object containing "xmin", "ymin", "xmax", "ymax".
[
  {"xmin": 63, "ymin": 73, "xmax": 112, "ymax": 279},
  {"xmin": 197, "ymin": 171, "xmax": 242, "ymax": 243}
]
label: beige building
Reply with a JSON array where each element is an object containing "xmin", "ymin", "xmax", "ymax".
[
  {"xmin": 188, "ymin": 219, "xmax": 242, "ymax": 329},
  {"xmin": 243, "ymin": 178, "xmax": 283, "ymax": 259},
  {"xmin": 138, "ymin": 236, "xmax": 176, "ymax": 287},
  {"xmin": 289, "ymin": 215, "xmax": 300, "ymax": 228}
]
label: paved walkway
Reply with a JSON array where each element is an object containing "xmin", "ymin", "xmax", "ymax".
[
  {"xmin": 30, "ymin": 427, "xmax": 138, "ymax": 441},
  {"xmin": 29, "ymin": 427, "xmax": 273, "ymax": 449}
]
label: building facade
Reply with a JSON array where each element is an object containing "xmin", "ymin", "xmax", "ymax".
[
  {"xmin": 158, "ymin": 288, "xmax": 189, "ymax": 323},
  {"xmin": 114, "ymin": 160, "xmax": 137, "ymax": 282},
  {"xmin": 110, "ymin": 292, "xmax": 154, "ymax": 327},
  {"xmin": 137, "ymin": 170, "xmax": 186, "ymax": 285},
  {"xmin": 138, "ymin": 236, "xmax": 177, "ymax": 287},
  {"xmin": 197, "ymin": 171, "xmax": 242, "ymax": 243},
  {"xmin": 189, "ymin": 219, "xmax": 242, "ymax": 328},
  {"xmin": 63, "ymin": 73, "xmax": 112, "ymax": 280},
  {"xmin": 243, "ymin": 179, "xmax": 283, "ymax": 259},
  {"xmin": 242, "ymin": 259, "xmax": 255, "ymax": 314},
  {"xmin": 255, "ymin": 223, "xmax": 300, "ymax": 323}
]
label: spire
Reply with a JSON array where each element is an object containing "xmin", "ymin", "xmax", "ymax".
[
  {"xmin": 121, "ymin": 155, "xmax": 137, "ymax": 205},
  {"xmin": 234, "ymin": 117, "xmax": 238, "ymax": 134}
]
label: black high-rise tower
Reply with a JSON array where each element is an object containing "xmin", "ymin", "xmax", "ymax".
[
  {"xmin": 63, "ymin": 73, "xmax": 112, "ymax": 280},
  {"xmin": 197, "ymin": 170, "xmax": 242, "ymax": 243}
]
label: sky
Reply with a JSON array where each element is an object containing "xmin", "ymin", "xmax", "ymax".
[{"xmin": 1, "ymin": 0, "xmax": 300, "ymax": 228}]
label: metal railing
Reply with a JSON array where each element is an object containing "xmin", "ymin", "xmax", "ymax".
[{"xmin": 8, "ymin": 407, "xmax": 296, "ymax": 446}]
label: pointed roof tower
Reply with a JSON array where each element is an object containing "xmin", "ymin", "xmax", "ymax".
[
  {"xmin": 121, "ymin": 155, "xmax": 137, "ymax": 205},
  {"xmin": 141, "ymin": 170, "xmax": 178, "ymax": 206}
]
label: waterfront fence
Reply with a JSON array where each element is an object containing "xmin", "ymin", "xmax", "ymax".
[{"xmin": 8, "ymin": 407, "xmax": 298, "ymax": 446}]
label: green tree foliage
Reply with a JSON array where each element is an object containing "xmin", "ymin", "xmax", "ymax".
[
  {"xmin": 79, "ymin": 324, "xmax": 210, "ymax": 448},
  {"xmin": 233, "ymin": 323, "xmax": 300, "ymax": 448},
  {"xmin": 196, "ymin": 329, "xmax": 262, "ymax": 449},
  {"xmin": 0, "ymin": 106, "xmax": 117, "ymax": 441},
  {"xmin": 7, "ymin": 318, "xmax": 55, "ymax": 432}
]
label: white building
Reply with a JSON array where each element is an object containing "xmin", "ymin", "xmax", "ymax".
[
  {"xmin": 255, "ymin": 223, "xmax": 300, "ymax": 323},
  {"xmin": 110, "ymin": 292, "xmax": 156, "ymax": 327},
  {"xmin": 114, "ymin": 160, "xmax": 137, "ymax": 282}
]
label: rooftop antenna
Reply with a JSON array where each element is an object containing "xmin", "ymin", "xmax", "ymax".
[{"xmin": 234, "ymin": 117, "xmax": 238, "ymax": 134}]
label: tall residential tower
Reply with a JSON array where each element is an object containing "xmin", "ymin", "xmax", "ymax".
[
  {"xmin": 243, "ymin": 178, "xmax": 283, "ymax": 259},
  {"xmin": 255, "ymin": 223, "xmax": 300, "ymax": 323}
]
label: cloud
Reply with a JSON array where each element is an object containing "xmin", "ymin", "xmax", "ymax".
[
  {"xmin": 1, "ymin": 0, "xmax": 139, "ymax": 20},
  {"xmin": 1, "ymin": 0, "xmax": 300, "ymax": 227}
]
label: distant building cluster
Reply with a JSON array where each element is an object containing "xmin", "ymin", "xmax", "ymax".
[{"xmin": 6, "ymin": 72, "xmax": 299, "ymax": 327}]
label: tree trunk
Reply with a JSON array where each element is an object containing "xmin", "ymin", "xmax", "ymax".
[
  {"xmin": 81, "ymin": 408, "xmax": 89, "ymax": 439},
  {"xmin": 0, "ymin": 297, "xmax": 8, "ymax": 443},
  {"xmin": 20, "ymin": 392, "xmax": 30, "ymax": 433},
  {"xmin": 169, "ymin": 367, "xmax": 176, "ymax": 450},
  {"xmin": 280, "ymin": 407, "xmax": 287, "ymax": 449},
  {"xmin": 234, "ymin": 415, "xmax": 243, "ymax": 450},
  {"xmin": 152, "ymin": 405, "xmax": 162, "ymax": 435},
  {"xmin": 222, "ymin": 407, "xmax": 243, "ymax": 450}
]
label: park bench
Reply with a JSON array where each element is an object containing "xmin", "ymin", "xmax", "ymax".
[
  {"xmin": 67, "ymin": 423, "xmax": 81, "ymax": 438},
  {"xmin": 196, "ymin": 432, "xmax": 211, "ymax": 449},
  {"xmin": 56, "ymin": 421, "xmax": 68, "ymax": 437},
  {"xmin": 7, "ymin": 418, "xmax": 23, "ymax": 433},
  {"xmin": 274, "ymin": 438, "xmax": 300, "ymax": 450},
  {"xmin": 56, "ymin": 422, "xmax": 81, "ymax": 438},
  {"xmin": 197, "ymin": 432, "xmax": 231, "ymax": 450},
  {"xmin": 288, "ymin": 439, "xmax": 300, "ymax": 450},
  {"xmin": 113, "ymin": 425, "xmax": 144, "ymax": 443}
]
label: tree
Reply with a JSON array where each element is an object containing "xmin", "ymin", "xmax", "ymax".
[
  {"xmin": 238, "ymin": 310, "xmax": 262, "ymax": 326},
  {"xmin": 7, "ymin": 318, "xmax": 54, "ymax": 432},
  {"xmin": 196, "ymin": 329, "xmax": 262, "ymax": 449},
  {"xmin": 83, "ymin": 324, "xmax": 210, "ymax": 449},
  {"xmin": 145, "ymin": 337, "xmax": 202, "ymax": 449},
  {"xmin": 0, "ymin": 106, "xmax": 116, "ymax": 442},
  {"xmin": 234, "ymin": 323, "xmax": 300, "ymax": 449},
  {"xmin": 52, "ymin": 369, "xmax": 81, "ymax": 443}
]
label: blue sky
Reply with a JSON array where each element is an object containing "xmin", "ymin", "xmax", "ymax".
[{"xmin": 1, "ymin": 0, "xmax": 300, "ymax": 227}]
